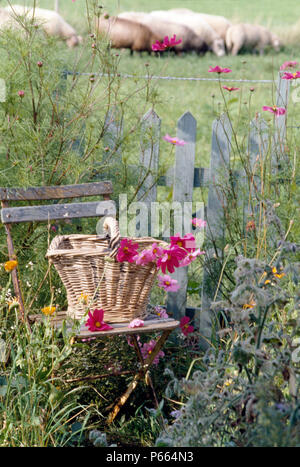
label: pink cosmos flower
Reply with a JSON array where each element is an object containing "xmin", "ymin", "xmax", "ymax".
[
  {"xmin": 116, "ymin": 238, "xmax": 139, "ymax": 263},
  {"xmin": 222, "ymin": 86, "xmax": 240, "ymax": 92},
  {"xmin": 158, "ymin": 274, "xmax": 180, "ymax": 292},
  {"xmin": 127, "ymin": 335, "xmax": 141, "ymax": 348},
  {"xmin": 208, "ymin": 66, "xmax": 232, "ymax": 74},
  {"xmin": 140, "ymin": 339, "xmax": 165, "ymax": 365},
  {"xmin": 280, "ymin": 60, "xmax": 298, "ymax": 70},
  {"xmin": 262, "ymin": 105, "xmax": 286, "ymax": 116},
  {"xmin": 133, "ymin": 248, "xmax": 155, "ymax": 266},
  {"xmin": 128, "ymin": 318, "xmax": 144, "ymax": 328},
  {"xmin": 179, "ymin": 249, "xmax": 205, "ymax": 267},
  {"xmin": 282, "ymin": 71, "xmax": 300, "ymax": 80},
  {"xmin": 170, "ymin": 233, "xmax": 196, "ymax": 252},
  {"xmin": 154, "ymin": 306, "xmax": 169, "ymax": 319},
  {"xmin": 192, "ymin": 218, "xmax": 207, "ymax": 229},
  {"xmin": 157, "ymin": 246, "xmax": 187, "ymax": 274},
  {"xmin": 152, "ymin": 34, "xmax": 182, "ymax": 51},
  {"xmin": 180, "ymin": 316, "xmax": 194, "ymax": 336},
  {"xmin": 85, "ymin": 309, "xmax": 113, "ymax": 332},
  {"xmin": 152, "ymin": 40, "xmax": 167, "ymax": 52},
  {"xmin": 163, "ymin": 134, "xmax": 186, "ymax": 146},
  {"xmin": 150, "ymin": 243, "xmax": 164, "ymax": 258},
  {"xmin": 164, "ymin": 34, "xmax": 182, "ymax": 47}
]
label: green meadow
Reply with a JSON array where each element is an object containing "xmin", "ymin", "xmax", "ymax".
[{"xmin": 5, "ymin": 0, "xmax": 300, "ymax": 168}]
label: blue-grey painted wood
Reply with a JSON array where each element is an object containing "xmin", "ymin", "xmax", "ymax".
[
  {"xmin": 244, "ymin": 116, "xmax": 269, "ymax": 222},
  {"xmin": 273, "ymin": 72, "xmax": 291, "ymax": 170},
  {"xmin": 166, "ymin": 112, "xmax": 197, "ymax": 321},
  {"xmin": 136, "ymin": 109, "xmax": 161, "ymax": 237},
  {"xmin": 200, "ymin": 113, "xmax": 232, "ymax": 348},
  {"xmin": 1, "ymin": 200, "xmax": 116, "ymax": 223},
  {"xmin": 94, "ymin": 106, "xmax": 123, "ymax": 181},
  {"xmin": 138, "ymin": 109, "xmax": 161, "ymax": 204}
]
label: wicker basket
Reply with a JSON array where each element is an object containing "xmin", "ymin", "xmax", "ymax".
[{"xmin": 46, "ymin": 217, "xmax": 165, "ymax": 323}]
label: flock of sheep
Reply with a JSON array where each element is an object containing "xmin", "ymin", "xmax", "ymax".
[
  {"xmin": 0, "ymin": 5, "xmax": 281, "ymax": 57},
  {"xmin": 0, "ymin": 5, "xmax": 82, "ymax": 47},
  {"xmin": 101, "ymin": 9, "xmax": 281, "ymax": 57}
]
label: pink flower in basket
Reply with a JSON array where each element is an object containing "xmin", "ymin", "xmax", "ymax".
[
  {"xmin": 128, "ymin": 318, "xmax": 144, "ymax": 328},
  {"xmin": 150, "ymin": 242, "xmax": 164, "ymax": 258},
  {"xmin": 85, "ymin": 309, "xmax": 113, "ymax": 332},
  {"xmin": 133, "ymin": 249, "xmax": 155, "ymax": 266},
  {"xmin": 170, "ymin": 233, "xmax": 196, "ymax": 252},
  {"xmin": 157, "ymin": 246, "xmax": 187, "ymax": 274},
  {"xmin": 179, "ymin": 249, "xmax": 205, "ymax": 267},
  {"xmin": 116, "ymin": 238, "xmax": 139, "ymax": 263}
]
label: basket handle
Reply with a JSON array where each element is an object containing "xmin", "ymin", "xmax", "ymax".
[{"xmin": 103, "ymin": 216, "xmax": 120, "ymax": 258}]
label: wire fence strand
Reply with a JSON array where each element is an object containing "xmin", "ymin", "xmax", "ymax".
[{"xmin": 64, "ymin": 70, "xmax": 274, "ymax": 84}]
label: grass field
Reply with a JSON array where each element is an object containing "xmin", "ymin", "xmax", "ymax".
[{"xmin": 3, "ymin": 0, "xmax": 300, "ymax": 168}]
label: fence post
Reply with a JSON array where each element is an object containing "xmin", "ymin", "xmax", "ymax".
[
  {"xmin": 273, "ymin": 72, "xmax": 291, "ymax": 169},
  {"xmin": 243, "ymin": 115, "xmax": 269, "ymax": 222},
  {"xmin": 135, "ymin": 109, "xmax": 161, "ymax": 237},
  {"xmin": 94, "ymin": 106, "xmax": 123, "ymax": 182},
  {"xmin": 166, "ymin": 111, "xmax": 196, "ymax": 321},
  {"xmin": 200, "ymin": 113, "xmax": 232, "ymax": 348},
  {"xmin": 138, "ymin": 109, "xmax": 161, "ymax": 205}
]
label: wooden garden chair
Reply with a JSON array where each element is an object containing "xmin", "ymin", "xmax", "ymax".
[{"xmin": 0, "ymin": 181, "xmax": 179, "ymax": 423}]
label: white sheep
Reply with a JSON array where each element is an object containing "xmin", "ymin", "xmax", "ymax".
[
  {"xmin": 169, "ymin": 8, "xmax": 232, "ymax": 41},
  {"xmin": 4, "ymin": 5, "xmax": 82, "ymax": 47},
  {"xmin": 226, "ymin": 23, "xmax": 281, "ymax": 55},
  {"xmin": 150, "ymin": 10, "xmax": 225, "ymax": 56},
  {"xmin": 118, "ymin": 11, "xmax": 207, "ymax": 54}
]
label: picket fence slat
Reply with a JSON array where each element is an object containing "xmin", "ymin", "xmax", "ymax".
[
  {"xmin": 200, "ymin": 113, "xmax": 232, "ymax": 347},
  {"xmin": 273, "ymin": 74, "xmax": 291, "ymax": 168},
  {"xmin": 138, "ymin": 109, "xmax": 161, "ymax": 204},
  {"xmin": 244, "ymin": 116, "xmax": 269, "ymax": 222},
  {"xmin": 166, "ymin": 112, "xmax": 197, "ymax": 320}
]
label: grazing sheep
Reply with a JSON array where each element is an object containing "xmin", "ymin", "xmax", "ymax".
[
  {"xmin": 150, "ymin": 10, "xmax": 225, "ymax": 56},
  {"xmin": 4, "ymin": 5, "xmax": 82, "ymax": 47},
  {"xmin": 226, "ymin": 23, "xmax": 281, "ymax": 56},
  {"xmin": 118, "ymin": 11, "xmax": 208, "ymax": 54},
  {"xmin": 169, "ymin": 8, "xmax": 232, "ymax": 41},
  {"xmin": 95, "ymin": 15, "xmax": 159, "ymax": 54},
  {"xmin": 0, "ymin": 8, "xmax": 19, "ymax": 29}
]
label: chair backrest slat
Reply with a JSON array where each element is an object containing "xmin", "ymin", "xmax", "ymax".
[
  {"xmin": 0, "ymin": 181, "xmax": 113, "ymax": 201},
  {"xmin": 1, "ymin": 200, "xmax": 116, "ymax": 224}
]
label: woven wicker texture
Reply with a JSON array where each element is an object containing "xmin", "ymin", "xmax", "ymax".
[{"xmin": 46, "ymin": 217, "xmax": 166, "ymax": 323}]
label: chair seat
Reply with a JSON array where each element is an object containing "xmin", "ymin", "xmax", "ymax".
[{"xmin": 29, "ymin": 312, "xmax": 180, "ymax": 338}]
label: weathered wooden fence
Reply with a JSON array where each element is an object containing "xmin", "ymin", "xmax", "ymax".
[{"xmin": 66, "ymin": 71, "xmax": 291, "ymax": 345}]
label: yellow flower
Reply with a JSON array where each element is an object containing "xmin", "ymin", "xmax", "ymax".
[
  {"xmin": 243, "ymin": 300, "xmax": 256, "ymax": 309},
  {"xmin": 79, "ymin": 292, "xmax": 89, "ymax": 304},
  {"xmin": 7, "ymin": 297, "xmax": 19, "ymax": 310},
  {"xmin": 224, "ymin": 379, "xmax": 233, "ymax": 387},
  {"xmin": 272, "ymin": 267, "xmax": 285, "ymax": 279},
  {"xmin": 41, "ymin": 306, "xmax": 56, "ymax": 316},
  {"xmin": 4, "ymin": 260, "xmax": 18, "ymax": 272}
]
